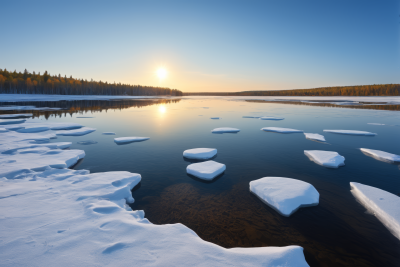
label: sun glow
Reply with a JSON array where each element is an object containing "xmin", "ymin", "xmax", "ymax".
[
  {"xmin": 157, "ymin": 68, "xmax": 167, "ymax": 80},
  {"xmin": 158, "ymin": 105, "xmax": 166, "ymax": 113}
]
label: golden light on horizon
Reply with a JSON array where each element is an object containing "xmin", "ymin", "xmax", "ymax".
[
  {"xmin": 157, "ymin": 68, "xmax": 167, "ymax": 80},
  {"xmin": 158, "ymin": 105, "xmax": 166, "ymax": 113}
]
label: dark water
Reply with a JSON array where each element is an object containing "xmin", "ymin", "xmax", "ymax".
[{"xmin": 20, "ymin": 98, "xmax": 400, "ymax": 266}]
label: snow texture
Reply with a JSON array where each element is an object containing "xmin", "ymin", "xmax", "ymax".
[
  {"xmin": 0, "ymin": 119, "xmax": 26, "ymax": 125},
  {"xmin": 0, "ymin": 113, "xmax": 32, "ymax": 118},
  {"xmin": 211, "ymin": 127, "xmax": 240, "ymax": 133},
  {"xmin": 103, "ymin": 132, "xmax": 116, "ymax": 135},
  {"xmin": 250, "ymin": 177, "xmax": 319, "ymax": 217},
  {"xmin": 323, "ymin": 130, "xmax": 377, "ymax": 136},
  {"xmin": 114, "ymin": 137, "xmax": 150, "ymax": 144},
  {"xmin": 0, "ymin": 128, "xmax": 8, "ymax": 132},
  {"xmin": 183, "ymin": 148, "xmax": 217, "ymax": 160},
  {"xmin": 261, "ymin": 127, "xmax": 303, "ymax": 133},
  {"xmin": 259, "ymin": 116, "xmax": 284, "ymax": 120},
  {"xmin": 304, "ymin": 133, "xmax": 326, "ymax": 142},
  {"xmin": 56, "ymin": 127, "xmax": 96, "ymax": 136},
  {"xmin": 304, "ymin": 150, "xmax": 345, "ymax": 168},
  {"xmin": 350, "ymin": 182, "xmax": 400, "ymax": 241},
  {"xmin": 360, "ymin": 148, "xmax": 400, "ymax": 163},
  {"xmin": 186, "ymin": 160, "xmax": 226, "ymax": 180}
]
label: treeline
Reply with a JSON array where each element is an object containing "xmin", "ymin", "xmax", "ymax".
[
  {"xmin": 0, "ymin": 68, "xmax": 183, "ymax": 96},
  {"xmin": 184, "ymin": 84, "xmax": 400, "ymax": 96}
]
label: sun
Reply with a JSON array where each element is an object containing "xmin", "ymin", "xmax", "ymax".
[{"xmin": 157, "ymin": 68, "xmax": 167, "ymax": 80}]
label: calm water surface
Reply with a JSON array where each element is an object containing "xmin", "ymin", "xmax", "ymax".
[{"xmin": 31, "ymin": 98, "xmax": 400, "ymax": 266}]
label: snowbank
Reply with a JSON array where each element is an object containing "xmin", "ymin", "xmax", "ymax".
[
  {"xmin": 304, "ymin": 133, "xmax": 326, "ymax": 142},
  {"xmin": 350, "ymin": 182, "xmax": 400, "ymax": 241},
  {"xmin": 183, "ymin": 148, "xmax": 217, "ymax": 160},
  {"xmin": 211, "ymin": 127, "xmax": 240, "ymax": 133},
  {"xmin": 56, "ymin": 127, "xmax": 96, "ymax": 136},
  {"xmin": 114, "ymin": 137, "xmax": 150, "ymax": 144},
  {"xmin": 186, "ymin": 160, "xmax": 226, "ymax": 180},
  {"xmin": 250, "ymin": 177, "xmax": 319, "ymax": 216},
  {"xmin": 304, "ymin": 150, "xmax": 345, "ymax": 168},
  {"xmin": 360, "ymin": 148, "xmax": 400, "ymax": 163},
  {"xmin": 323, "ymin": 130, "xmax": 377, "ymax": 136},
  {"xmin": 261, "ymin": 127, "xmax": 303, "ymax": 133}
]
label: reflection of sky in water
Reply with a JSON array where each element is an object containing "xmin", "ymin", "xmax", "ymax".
[{"xmin": 36, "ymin": 99, "xmax": 400, "ymax": 266}]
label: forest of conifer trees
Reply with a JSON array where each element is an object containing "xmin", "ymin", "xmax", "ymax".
[{"xmin": 0, "ymin": 68, "xmax": 183, "ymax": 96}]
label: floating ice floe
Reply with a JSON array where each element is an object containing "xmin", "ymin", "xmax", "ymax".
[
  {"xmin": 360, "ymin": 148, "xmax": 400, "ymax": 163},
  {"xmin": 304, "ymin": 133, "xmax": 326, "ymax": 142},
  {"xmin": 261, "ymin": 127, "xmax": 303, "ymax": 133},
  {"xmin": 3, "ymin": 122, "xmax": 83, "ymax": 131},
  {"xmin": 114, "ymin": 137, "xmax": 150, "ymax": 144},
  {"xmin": 77, "ymin": 140, "xmax": 98, "ymax": 145},
  {"xmin": 0, "ymin": 128, "xmax": 8, "ymax": 133},
  {"xmin": 187, "ymin": 160, "xmax": 226, "ymax": 180},
  {"xmin": 16, "ymin": 126, "xmax": 50, "ymax": 133},
  {"xmin": 56, "ymin": 127, "xmax": 96, "ymax": 136},
  {"xmin": 259, "ymin": 116, "xmax": 284, "ymax": 120},
  {"xmin": 183, "ymin": 148, "xmax": 217, "ymax": 160},
  {"xmin": 0, "ymin": 113, "xmax": 32, "ymax": 118},
  {"xmin": 350, "ymin": 182, "xmax": 400, "ymax": 241},
  {"xmin": 243, "ymin": 116, "xmax": 261, "ymax": 118},
  {"xmin": 368, "ymin": 123, "xmax": 385, "ymax": 126},
  {"xmin": 210, "ymin": 117, "xmax": 220, "ymax": 120},
  {"xmin": 304, "ymin": 150, "xmax": 345, "ymax": 168},
  {"xmin": 323, "ymin": 130, "xmax": 377, "ymax": 136},
  {"xmin": 211, "ymin": 127, "xmax": 240, "ymax": 133},
  {"xmin": 0, "ymin": 119, "xmax": 26, "ymax": 125},
  {"xmin": 102, "ymin": 132, "xmax": 116, "ymax": 135},
  {"xmin": 250, "ymin": 177, "xmax": 319, "ymax": 216}
]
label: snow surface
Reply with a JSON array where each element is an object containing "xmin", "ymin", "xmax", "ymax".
[
  {"xmin": 304, "ymin": 150, "xmax": 345, "ymax": 168},
  {"xmin": 210, "ymin": 117, "xmax": 220, "ymax": 119},
  {"xmin": 0, "ymin": 119, "xmax": 26, "ymax": 125},
  {"xmin": 261, "ymin": 127, "xmax": 303, "ymax": 133},
  {"xmin": 211, "ymin": 127, "xmax": 240, "ymax": 133},
  {"xmin": 250, "ymin": 177, "xmax": 319, "ymax": 217},
  {"xmin": 103, "ymin": 132, "xmax": 116, "ymax": 135},
  {"xmin": 360, "ymin": 148, "xmax": 400, "ymax": 163},
  {"xmin": 304, "ymin": 133, "xmax": 326, "ymax": 142},
  {"xmin": 186, "ymin": 160, "xmax": 226, "ymax": 180},
  {"xmin": 0, "ymin": 113, "xmax": 32, "ymax": 118},
  {"xmin": 2, "ymin": 122, "xmax": 83, "ymax": 131},
  {"xmin": 368, "ymin": 123, "xmax": 385, "ymax": 126},
  {"xmin": 350, "ymin": 182, "xmax": 400, "ymax": 241},
  {"xmin": 56, "ymin": 127, "xmax": 96, "ymax": 136},
  {"xmin": 114, "ymin": 137, "xmax": 150, "ymax": 144},
  {"xmin": 0, "ymin": 128, "xmax": 8, "ymax": 132},
  {"xmin": 323, "ymin": 130, "xmax": 377, "ymax": 136},
  {"xmin": 183, "ymin": 148, "xmax": 217, "ymax": 160},
  {"xmin": 259, "ymin": 116, "xmax": 284, "ymax": 120}
]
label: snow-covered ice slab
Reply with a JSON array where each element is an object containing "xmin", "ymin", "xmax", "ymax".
[
  {"xmin": 16, "ymin": 126, "xmax": 50, "ymax": 133},
  {"xmin": 3, "ymin": 122, "xmax": 83, "ymax": 131},
  {"xmin": 250, "ymin": 177, "xmax": 319, "ymax": 217},
  {"xmin": 210, "ymin": 117, "xmax": 220, "ymax": 119},
  {"xmin": 114, "ymin": 137, "xmax": 150, "ymax": 144},
  {"xmin": 368, "ymin": 123, "xmax": 385, "ymax": 126},
  {"xmin": 0, "ymin": 128, "xmax": 8, "ymax": 133},
  {"xmin": 102, "ymin": 132, "xmax": 116, "ymax": 135},
  {"xmin": 360, "ymin": 148, "xmax": 400, "ymax": 163},
  {"xmin": 304, "ymin": 150, "xmax": 345, "ymax": 168},
  {"xmin": 304, "ymin": 133, "xmax": 326, "ymax": 142},
  {"xmin": 187, "ymin": 160, "xmax": 226, "ymax": 180},
  {"xmin": 0, "ymin": 119, "xmax": 26, "ymax": 125},
  {"xmin": 350, "ymin": 182, "xmax": 400, "ymax": 241},
  {"xmin": 211, "ymin": 127, "xmax": 240, "ymax": 133},
  {"xmin": 0, "ymin": 168, "xmax": 309, "ymax": 266},
  {"xmin": 261, "ymin": 127, "xmax": 303, "ymax": 133},
  {"xmin": 56, "ymin": 127, "xmax": 96, "ymax": 136},
  {"xmin": 0, "ymin": 113, "xmax": 32, "ymax": 118},
  {"xmin": 259, "ymin": 116, "xmax": 284, "ymax": 120},
  {"xmin": 323, "ymin": 130, "xmax": 377, "ymax": 136},
  {"xmin": 183, "ymin": 148, "xmax": 217, "ymax": 160}
]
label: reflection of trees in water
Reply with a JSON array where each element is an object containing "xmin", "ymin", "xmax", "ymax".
[
  {"xmin": 246, "ymin": 100, "xmax": 400, "ymax": 111},
  {"xmin": 0, "ymin": 99, "xmax": 181, "ymax": 119}
]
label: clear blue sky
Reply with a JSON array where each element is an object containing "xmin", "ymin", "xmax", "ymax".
[{"xmin": 1, "ymin": 0, "xmax": 399, "ymax": 92}]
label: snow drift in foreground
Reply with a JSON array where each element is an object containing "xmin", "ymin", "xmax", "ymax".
[
  {"xmin": 211, "ymin": 127, "xmax": 240, "ymax": 133},
  {"xmin": 360, "ymin": 148, "xmax": 400, "ymax": 163},
  {"xmin": 250, "ymin": 177, "xmax": 319, "ymax": 217},
  {"xmin": 183, "ymin": 148, "xmax": 217, "ymax": 160},
  {"xmin": 186, "ymin": 160, "xmax": 226, "ymax": 180},
  {"xmin": 304, "ymin": 133, "xmax": 326, "ymax": 142},
  {"xmin": 56, "ymin": 127, "xmax": 96, "ymax": 136},
  {"xmin": 350, "ymin": 182, "xmax": 400, "ymax": 241},
  {"xmin": 323, "ymin": 130, "xmax": 377, "ymax": 136},
  {"xmin": 0, "ymin": 113, "xmax": 32, "ymax": 118},
  {"xmin": 304, "ymin": 150, "xmax": 345, "ymax": 168},
  {"xmin": 114, "ymin": 137, "xmax": 150, "ymax": 144},
  {"xmin": 261, "ymin": 127, "xmax": 303, "ymax": 133}
]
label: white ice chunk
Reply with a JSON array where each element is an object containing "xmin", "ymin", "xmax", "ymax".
[
  {"xmin": 0, "ymin": 128, "xmax": 8, "ymax": 132},
  {"xmin": 261, "ymin": 127, "xmax": 303, "ymax": 133},
  {"xmin": 360, "ymin": 148, "xmax": 400, "ymax": 163},
  {"xmin": 16, "ymin": 126, "xmax": 50, "ymax": 133},
  {"xmin": 2, "ymin": 122, "xmax": 83, "ymax": 131},
  {"xmin": 56, "ymin": 127, "xmax": 96, "ymax": 136},
  {"xmin": 114, "ymin": 137, "xmax": 150, "ymax": 144},
  {"xmin": 350, "ymin": 182, "xmax": 400, "ymax": 241},
  {"xmin": 304, "ymin": 133, "xmax": 326, "ymax": 142},
  {"xmin": 304, "ymin": 150, "xmax": 345, "ymax": 168},
  {"xmin": 0, "ymin": 119, "xmax": 26, "ymax": 125},
  {"xmin": 183, "ymin": 148, "xmax": 217, "ymax": 160},
  {"xmin": 211, "ymin": 127, "xmax": 240, "ymax": 133},
  {"xmin": 368, "ymin": 123, "xmax": 385, "ymax": 125},
  {"xmin": 186, "ymin": 160, "xmax": 226, "ymax": 180},
  {"xmin": 0, "ymin": 113, "xmax": 32, "ymax": 118},
  {"xmin": 250, "ymin": 177, "xmax": 319, "ymax": 216},
  {"xmin": 210, "ymin": 117, "xmax": 220, "ymax": 119},
  {"xmin": 102, "ymin": 132, "xmax": 116, "ymax": 135},
  {"xmin": 259, "ymin": 116, "xmax": 284, "ymax": 120},
  {"xmin": 323, "ymin": 130, "xmax": 377, "ymax": 136}
]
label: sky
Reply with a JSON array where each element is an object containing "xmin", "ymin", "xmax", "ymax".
[{"xmin": 1, "ymin": 0, "xmax": 399, "ymax": 92}]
